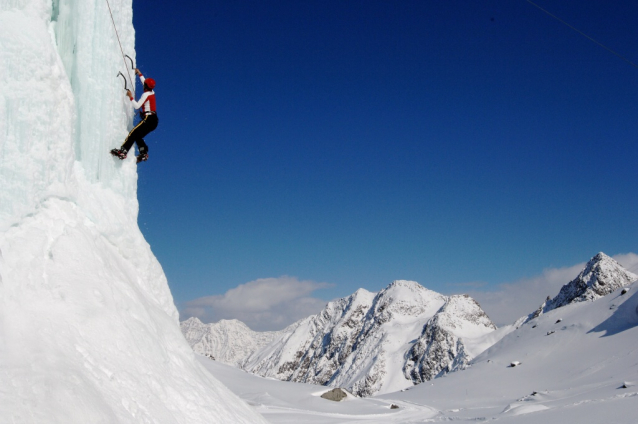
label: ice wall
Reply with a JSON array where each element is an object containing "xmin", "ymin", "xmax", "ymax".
[
  {"xmin": 0, "ymin": 1, "xmax": 267, "ymax": 422},
  {"xmin": 0, "ymin": 0, "xmax": 76, "ymax": 230},
  {"xmin": 0, "ymin": 0, "xmax": 137, "ymax": 235}
]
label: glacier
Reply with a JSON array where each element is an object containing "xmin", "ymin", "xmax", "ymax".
[{"xmin": 0, "ymin": 0, "xmax": 266, "ymax": 422}]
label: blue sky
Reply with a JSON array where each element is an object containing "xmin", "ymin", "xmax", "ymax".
[{"xmin": 130, "ymin": 0, "xmax": 638, "ymax": 329}]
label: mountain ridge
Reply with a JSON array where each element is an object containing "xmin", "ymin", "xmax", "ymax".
[
  {"xmin": 181, "ymin": 317, "xmax": 286, "ymax": 366},
  {"xmin": 184, "ymin": 280, "xmax": 497, "ymax": 396},
  {"xmin": 182, "ymin": 252, "xmax": 638, "ymax": 399},
  {"xmin": 529, "ymin": 252, "xmax": 637, "ymax": 321}
]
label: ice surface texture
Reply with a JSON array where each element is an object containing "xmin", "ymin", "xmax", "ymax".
[{"xmin": 0, "ymin": 1, "xmax": 266, "ymax": 422}]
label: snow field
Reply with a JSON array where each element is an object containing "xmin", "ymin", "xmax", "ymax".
[
  {"xmin": 199, "ymin": 356, "xmax": 440, "ymax": 424},
  {"xmin": 190, "ymin": 280, "xmax": 502, "ymax": 398},
  {"xmin": 380, "ymin": 281, "xmax": 638, "ymax": 423},
  {"xmin": 0, "ymin": 191, "xmax": 267, "ymax": 423},
  {"xmin": 191, "ymin": 278, "xmax": 638, "ymax": 423}
]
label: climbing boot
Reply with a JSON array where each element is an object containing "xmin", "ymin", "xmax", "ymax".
[
  {"xmin": 136, "ymin": 153, "xmax": 148, "ymax": 164},
  {"xmin": 110, "ymin": 149, "xmax": 127, "ymax": 160}
]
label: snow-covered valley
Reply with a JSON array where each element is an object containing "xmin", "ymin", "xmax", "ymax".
[
  {"xmin": 187, "ymin": 260, "xmax": 638, "ymax": 423},
  {"xmin": 211, "ymin": 279, "xmax": 638, "ymax": 423},
  {"xmin": 184, "ymin": 280, "xmax": 502, "ymax": 397}
]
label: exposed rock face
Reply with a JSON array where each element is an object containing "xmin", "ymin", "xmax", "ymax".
[
  {"xmin": 245, "ymin": 287, "xmax": 377, "ymax": 387},
  {"xmin": 181, "ymin": 281, "xmax": 497, "ymax": 397},
  {"xmin": 320, "ymin": 388, "xmax": 349, "ymax": 401},
  {"xmin": 240, "ymin": 281, "xmax": 496, "ymax": 397},
  {"xmin": 404, "ymin": 295, "xmax": 496, "ymax": 383},
  {"xmin": 337, "ymin": 281, "xmax": 449, "ymax": 397},
  {"xmin": 530, "ymin": 253, "xmax": 637, "ymax": 320},
  {"xmin": 404, "ymin": 320, "xmax": 465, "ymax": 383}
]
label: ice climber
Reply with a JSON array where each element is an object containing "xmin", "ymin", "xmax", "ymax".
[{"xmin": 110, "ymin": 68, "xmax": 158, "ymax": 164}]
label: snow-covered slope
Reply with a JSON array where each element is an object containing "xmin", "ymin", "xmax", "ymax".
[
  {"xmin": 204, "ymin": 280, "xmax": 638, "ymax": 423},
  {"xmin": 379, "ymin": 280, "xmax": 638, "ymax": 423},
  {"xmin": 529, "ymin": 252, "xmax": 637, "ymax": 321},
  {"xmin": 197, "ymin": 355, "xmax": 441, "ymax": 424},
  {"xmin": 180, "ymin": 317, "xmax": 284, "ymax": 366},
  {"xmin": 181, "ymin": 254, "xmax": 638, "ymax": 422},
  {"xmin": 0, "ymin": 1, "xmax": 266, "ymax": 422},
  {"xmin": 235, "ymin": 281, "xmax": 497, "ymax": 397}
]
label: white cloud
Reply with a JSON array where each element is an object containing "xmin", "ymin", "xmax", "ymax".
[
  {"xmin": 612, "ymin": 252, "xmax": 638, "ymax": 274},
  {"xmin": 180, "ymin": 276, "xmax": 332, "ymax": 331},
  {"xmin": 465, "ymin": 252, "xmax": 638, "ymax": 327},
  {"xmin": 181, "ymin": 253, "xmax": 638, "ymax": 332},
  {"xmin": 466, "ymin": 262, "xmax": 584, "ymax": 326}
]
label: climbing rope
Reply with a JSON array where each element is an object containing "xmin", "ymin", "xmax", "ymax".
[
  {"xmin": 105, "ymin": 0, "xmax": 136, "ymax": 96},
  {"xmin": 525, "ymin": 0, "xmax": 638, "ymax": 70}
]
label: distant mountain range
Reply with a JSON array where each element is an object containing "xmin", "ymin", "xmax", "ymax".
[
  {"xmin": 181, "ymin": 317, "xmax": 286, "ymax": 367},
  {"xmin": 181, "ymin": 252, "xmax": 636, "ymax": 397}
]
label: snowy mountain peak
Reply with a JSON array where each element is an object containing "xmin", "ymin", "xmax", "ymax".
[
  {"xmin": 437, "ymin": 295, "xmax": 497, "ymax": 336},
  {"xmin": 582, "ymin": 252, "xmax": 631, "ymax": 285},
  {"xmin": 347, "ymin": 287, "xmax": 376, "ymax": 306},
  {"xmin": 530, "ymin": 252, "xmax": 637, "ymax": 319},
  {"xmin": 382, "ymin": 279, "xmax": 443, "ymax": 300},
  {"xmin": 371, "ymin": 280, "xmax": 447, "ymax": 321},
  {"xmin": 182, "ymin": 316, "xmax": 204, "ymax": 326},
  {"xmin": 387, "ymin": 279, "xmax": 422, "ymax": 290},
  {"xmin": 188, "ymin": 280, "xmax": 496, "ymax": 397},
  {"xmin": 353, "ymin": 287, "xmax": 374, "ymax": 296},
  {"xmin": 403, "ymin": 293, "xmax": 497, "ymax": 384}
]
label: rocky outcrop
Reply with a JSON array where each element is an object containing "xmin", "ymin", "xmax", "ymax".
[
  {"xmin": 530, "ymin": 253, "xmax": 637, "ymax": 320},
  {"xmin": 320, "ymin": 388, "xmax": 349, "ymax": 401},
  {"xmin": 241, "ymin": 281, "xmax": 496, "ymax": 396},
  {"xmin": 245, "ymin": 288, "xmax": 377, "ymax": 387},
  {"xmin": 404, "ymin": 295, "xmax": 497, "ymax": 383}
]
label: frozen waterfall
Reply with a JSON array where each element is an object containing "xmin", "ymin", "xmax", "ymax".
[{"xmin": 0, "ymin": 0, "xmax": 267, "ymax": 422}]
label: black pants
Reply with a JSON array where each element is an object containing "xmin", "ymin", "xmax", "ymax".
[{"xmin": 122, "ymin": 113, "xmax": 158, "ymax": 154}]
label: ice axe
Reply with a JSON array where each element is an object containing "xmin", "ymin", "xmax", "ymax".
[
  {"xmin": 124, "ymin": 54, "xmax": 135, "ymax": 70},
  {"xmin": 117, "ymin": 71, "xmax": 129, "ymax": 91},
  {"xmin": 116, "ymin": 54, "xmax": 136, "ymax": 92}
]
